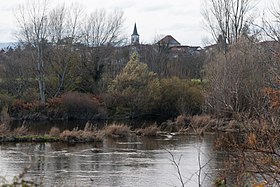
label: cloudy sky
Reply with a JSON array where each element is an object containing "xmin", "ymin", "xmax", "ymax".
[{"xmin": 0, "ymin": 0, "xmax": 277, "ymax": 46}]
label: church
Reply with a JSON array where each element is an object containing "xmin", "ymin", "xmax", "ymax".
[{"xmin": 129, "ymin": 23, "xmax": 202, "ymax": 55}]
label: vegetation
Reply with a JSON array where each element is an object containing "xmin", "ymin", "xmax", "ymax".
[
  {"xmin": 104, "ymin": 124, "xmax": 130, "ymax": 138},
  {"xmin": 136, "ymin": 123, "xmax": 159, "ymax": 136},
  {"xmin": 1, "ymin": 0, "xmax": 280, "ymax": 185}
]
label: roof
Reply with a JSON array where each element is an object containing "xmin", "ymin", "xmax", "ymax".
[
  {"xmin": 158, "ymin": 35, "xmax": 181, "ymax": 46},
  {"xmin": 132, "ymin": 23, "xmax": 139, "ymax": 36}
]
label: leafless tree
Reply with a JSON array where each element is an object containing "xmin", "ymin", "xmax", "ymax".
[
  {"xmin": 78, "ymin": 9, "xmax": 125, "ymax": 92},
  {"xmin": 261, "ymin": 1, "xmax": 280, "ymax": 42},
  {"xmin": 204, "ymin": 37, "xmax": 268, "ymax": 117},
  {"xmin": 81, "ymin": 9, "xmax": 124, "ymax": 47},
  {"xmin": 202, "ymin": 0, "xmax": 254, "ymax": 50},
  {"xmin": 15, "ymin": 0, "xmax": 49, "ymax": 104},
  {"xmin": 48, "ymin": 5, "xmax": 67, "ymax": 43},
  {"xmin": 46, "ymin": 4, "xmax": 84, "ymax": 97}
]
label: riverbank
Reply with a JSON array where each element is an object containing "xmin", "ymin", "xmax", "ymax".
[{"xmin": 0, "ymin": 115, "xmax": 251, "ymax": 144}]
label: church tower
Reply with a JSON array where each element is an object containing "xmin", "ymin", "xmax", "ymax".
[{"xmin": 131, "ymin": 23, "xmax": 139, "ymax": 45}]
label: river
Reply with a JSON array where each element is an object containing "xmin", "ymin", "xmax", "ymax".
[{"xmin": 0, "ymin": 132, "xmax": 227, "ymax": 187}]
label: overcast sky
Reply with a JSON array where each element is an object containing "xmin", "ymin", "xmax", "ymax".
[{"xmin": 0, "ymin": 0, "xmax": 277, "ymax": 46}]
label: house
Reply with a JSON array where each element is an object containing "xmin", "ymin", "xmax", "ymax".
[{"xmin": 157, "ymin": 35, "xmax": 181, "ymax": 47}]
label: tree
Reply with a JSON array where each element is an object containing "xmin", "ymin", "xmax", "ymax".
[
  {"xmin": 46, "ymin": 4, "xmax": 83, "ymax": 97},
  {"xmin": 77, "ymin": 9, "xmax": 125, "ymax": 92},
  {"xmin": 202, "ymin": 0, "xmax": 254, "ymax": 50},
  {"xmin": 204, "ymin": 38, "xmax": 268, "ymax": 117},
  {"xmin": 261, "ymin": 1, "xmax": 280, "ymax": 42},
  {"xmin": 109, "ymin": 53, "xmax": 161, "ymax": 118},
  {"xmin": 15, "ymin": 0, "xmax": 49, "ymax": 104}
]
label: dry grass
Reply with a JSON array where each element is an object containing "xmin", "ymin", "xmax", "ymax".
[
  {"xmin": 12, "ymin": 125, "xmax": 29, "ymax": 136},
  {"xmin": 0, "ymin": 123, "xmax": 10, "ymax": 136},
  {"xmin": 104, "ymin": 124, "xmax": 130, "ymax": 138},
  {"xmin": 84, "ymin": 121, "xmax": 95, "ymax": 131},
  {"xmin": 49, "ymin": 127, "xmax": 60, "ymax": 137},
  {"xmin": 138, "ymin": 124, "xmax": 159, "ymax": 136},
  {"xmin": 59, "ymin": 125, "xmax": 103, "ymax": 142},
  {"xmin": 176, "ymin": 115, "xmax": 189, "ymax": 126},
  {"xmin": 190, "ymin": 115, "xmax": 212, "ymax": 128}
]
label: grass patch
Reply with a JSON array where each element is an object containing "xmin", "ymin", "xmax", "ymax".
[
  {"xmin": 0, "ymin": 123, "xmax": 9, "ymax": 136},
  {"xmin": 137, "ymin": 124, "xmax": 159, "ymax": 136},
  {"xmin": 104, "ymin": 124, "xmax": 130, "ymax": 138},
  {"xmin": 60, "ymin": 126, "xmax": 103, "ymax": 143},
  {"xmin": 49, "ymin": 127, "xmax": 60, "ymax": 137},
  {"xmin": 12, "ymin": 125, "xmax": 29, "ymax": 136}
]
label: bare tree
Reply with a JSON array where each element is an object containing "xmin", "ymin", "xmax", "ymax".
[
  {"xmin": 202, "ymin": 0, "xmax": 254, "ymax": 49},
  {"xmin": 204, "ymin": 37, "xmax": 268, "ymax": 117},
  {"xmin": 262, "ymin": 1, "xmax": 280, "ymax": 42},
  {"xmin": 46, "ymin": 4, "xmax": 84, "ymax": 97},
  {"xmin": 81, "ymin": 9, "xmax": 124, "ymax": 47},
  {"xmin": 15, "ymin": 0, "xmax": 49, "ymax": 104},
  {"xmin": 78, "ymin": 9, "xmax": 125, "ymax": 92},
  {"xmin": 48, "ymin": 5, "xmax": 67, "ymax": 43}
]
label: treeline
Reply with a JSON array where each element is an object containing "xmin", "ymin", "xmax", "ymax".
[
  {"xmin": 1, "ymin": 0, "xmax": 280, "ymax": 122},
  {"xmin": 0, "ymin": 1, "xmax": 204, "ymax": 120}
]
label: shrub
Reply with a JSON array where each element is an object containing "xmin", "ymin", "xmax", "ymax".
[
  {"xmin": 138, "ymin": 124, "xmax": 159, "ymax": 136},
  {"xmin": 59, "ymin": 125, "xmax": 103, "ymax": 142},
  {"xmin": 0, "ymin": 93, "xmax": 13, "ymax": 113},
  {"xmin": 0, "ymin": 123, "xmax": 10, "ymax": 136},
  {"xmin": 188, "ymin": 115, "xmax": 218, "ymax": 135},
  {"xmin": 159, "ymin": 77, "xmax": 203, "ymax": 116},
  {"xmin": 176, "ymin": 115, "xmax": 190, "ymax": 127},
  {"xmin": 61, "ymin": 92, "xmax": 107, "ymax": 120},
  {"xmin": 104, "ymin": 124, "xmax": 130, "ymax": 138},
  {"xmin": 49, "ymin": 127, "xmax": 61, "ymax": 137},
  {"xmin": 12, "ymin": 125, "xmax": 29, "ymax": 136},
  {"xmin": 109, "ymin": 53, "xmax": 161, "ymax": 117}
]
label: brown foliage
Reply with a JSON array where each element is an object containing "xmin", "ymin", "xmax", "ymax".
[
  {"xmin": 49, "ymin": 127, "xmax": 60, "ymax": 137},
  {"xmin": 11, "ymin": 99, "xmax": 41, "ymax": 112},
  {"xmin": 46, "ymin": 97, "xmax": 63, "ymax": 108},
  {"xmin": 12, "ymin": 125, "xmax": 29, "ymax": 136},
  {"xmin": 215, "ymin": 120, "xmax": 280, "ymax": 186},
  {"xmin": 189, "ymin": 115, "xmax": 215, "ymax": 131},
  {"xmin": 61, "ymin": 92, "xmax": 106, "ymax": 120},
  {"xmin": 263, "ymin": 87, "xmax": 280, "ymax": 111},
  {"xmin": 0, "ymin": 123, "xmax": 10, "ymax": 136},
  {"xmin": 104, "ymin": 124, "xmax": 130, "ymax": 138},
  {"xmin": 138, "ymin": 124, "xmax": 159, "ymax": 136},
  {"xmin": 59, "ymin": 127, "xmax": 101, "ymax": 142}
]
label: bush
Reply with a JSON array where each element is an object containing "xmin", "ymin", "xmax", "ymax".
[
  {"xmin": 0, "ymin": 123, "xmax": 10, "ymax": 136},
  {"xmin": 109, "ymin": 53, "xmax": 161, "ymax": 117},
  {"xmin": 159, "ymin": 77, "xmax": 203, "ymax": 116},
  {"xmin": 60, "ymin": 92, "xmax": 107, "ymax": 120},
  {"xmin": 104, "ymin": 124, "xmax": 130, "ymax": 138},
  {"xmin": 49, "ymin": 127, "xmax": 60, "ymax": 137},
  {"xmin": 12, "ymin": 125, "xmax": 29, "ymax": 136},
  {"xmin": 138, "ymin": 124, "xmax": 159, "ymax": 136},
  {"xmin": 59, "ymin": 127, "xmax": 101, "ymax": 142},
  {"xmin": 0, "ymin": 93, "xmax": 13, "ymax": 112}
]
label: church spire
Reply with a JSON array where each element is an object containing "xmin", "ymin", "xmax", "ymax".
[
  {"xmin": 131, "ymin": 23, "xmax": 139, "ymax": 45},
  {"xmin": 132, "ymin": 23, "xmax": 139, "ymax": 36}
]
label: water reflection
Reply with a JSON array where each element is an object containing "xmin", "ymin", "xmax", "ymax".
[{"xmin": 0, "ymin": 135, "xmax": 223, "ymax": 187}]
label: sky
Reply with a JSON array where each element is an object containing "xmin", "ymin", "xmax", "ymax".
[{"xmin": 0, "ymin": 0, "xmax": 278, "ymax": 47}]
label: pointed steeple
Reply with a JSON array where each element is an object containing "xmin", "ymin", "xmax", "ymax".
[
  {"xmin": 131, "ymin": 23, "xmax": 139, "ymax": 45},
  {"xmin": 132, "ymin": 23, "xmax": 139, "ymax": 36}
]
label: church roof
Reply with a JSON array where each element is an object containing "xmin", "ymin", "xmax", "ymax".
[
  {"xmin": 158, "ymin": 35, "xmax": 180, "ymax": 46},
  {"xmin": 132, "ymin": 23, "xmax": 139, "ymax": 36}
]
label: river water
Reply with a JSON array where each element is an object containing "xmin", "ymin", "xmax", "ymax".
[{"xmin": 0, "ymin": 133, "xmax": 227, "ymax": 187}]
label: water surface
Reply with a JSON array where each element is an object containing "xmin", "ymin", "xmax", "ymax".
[{"xmin": 0, "ymin": 134, "xmax": 225, "ymax": 187}]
